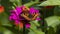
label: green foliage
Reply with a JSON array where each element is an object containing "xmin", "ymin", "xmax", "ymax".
[
  {"xmin": 54, "ymin": 6, "xmax": 60, "ymax": 16},
  {"xmin": 45, "ymin": 16, "xmax": 60, "ymax": 34},
  {"xmin": 29, "ymin": 20, "xmax": 45, "ymax": 34},
  {"xmin": 38, "ymin": 0, "xmax": 60, "ymax": 6},
  {"xmin": 45, "ymin": 16, "xmax": 60, "ymax": 27},
  {"xmin": 0, "ymin": 13, "xmax": 9, "ymax": 25},
  {"xmin": 24, "ymin": 1, "xmax": 39, "ymax": 7}
]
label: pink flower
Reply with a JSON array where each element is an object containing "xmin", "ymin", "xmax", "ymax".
[{"xmin": 9, "ymin": 6, "xmax": 41, "ymax": 28}]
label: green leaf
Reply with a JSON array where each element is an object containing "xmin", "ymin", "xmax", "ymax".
[
  {"xmin": 24, "ymin": 1, "xmax": 39, "ymax": 7},
  {"xmin": 2, "ymin": 25, "xmax": 23, "ymax": 34},
  {"xmin": 17, "ymin": 0, "xmax": 22, "ymax": 6},
  {"xmin": 54, "ymin": 6, "xmax": 60, "ymax": 16},
  {"xmin": 36, "ymin": 31, "xmax": 45, "ymax": 34},
  {"xmin": 3, "ymin": 30, "xmax": 13, "ymax": 34},
  {"xmin": 35, "ymin": 0, "xmax": 39, "ymax": 2},
  {"xmin": 45, "ymin": 16, "xmax": 60, "ymax": 32},
  {"xmin": 46, "ymin": 26, "xmax": 55, "ymax": 34},
  {"xmin": 11, "ymin": 0, "xmax": 22, "ymax": 6},
  {"xmin": 28, "ymin": 30, "xmax": 35, "ymax": 34},
  {"xmin": 31, "ymin": 20, "xmax": 40, "ymax": 26},
  {"xmin": 29, "ymin": 21, "xmax": 45, "ymax": 34},
  {"xmin": 47, "ymin": 0, "xmax": 60, "ymax": 1},
  {"xmin": 10, "ymin": 0, "xmax": 15, "ymax": 2},
  {"xmin": 28, "ymin": 29, "xmax": 45, "ymax": 34},
  {"xmin": 45, "ymin": 16, "xmax": 60, "ymax": 27},
  {"xmin": 38, "ymin": 0, "xmax": 60, "ymax": 6},
  {"xmin": 0, "ymin": 13, "xmax": 9, "ymax": 25},
  {"xmin": 30, "ymin": 20, "xmax": 40, "ymax": 30},
  {"xmin": 30, "ymin": 21, "xmax": 37, "ymax": 30}
]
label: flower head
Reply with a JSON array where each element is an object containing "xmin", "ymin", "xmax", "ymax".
[{"xmin": 9, "ymin": 6, "xmax": 41, "ymax": 28}]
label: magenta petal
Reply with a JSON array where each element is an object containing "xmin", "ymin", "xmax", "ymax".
[
  {"xmin": 9, "ymin": 13, "xmax": 15, "ymax": 20},
  {"xmin": 30, "ymin": 7, "xmax": 39, "ymax": 14},
  {"xmin": 15, "ymin": 6, "xmax": 22, "ymax": 15},
  {"xmin": 10, "ymin": 13, "xmax": 18, "ymax": 20},
  {"xmin": 35, "ymin": 9, "xmax": 39, "ymax": 13},
  {"xmin": 9, "ymin": 16, "xmax": 13, "ymax": 20},
  {"xmin": 26, "ymin": 23, "xmax": 30, "ymax": 28},
  {"xmin": 15, "ymin": 20, "xmax": 20, "ymax": 24},
  {"xmin": 12, "ymin": 15, "xmax": 17, "ymax": 20},
  {"xmin": 30, "ymin": 7, "xmax": 35, "ymax": 14},
  {"xmin": 10, "ymin": 10, "xmax": 15, "ymax": 13},
  {"xmin": 10, "ymin": 13, "xmax": 17, "ymax": 20},
  {"xmin": 36, "ymin": 18, "xmax": 41, "ymax": 21}
]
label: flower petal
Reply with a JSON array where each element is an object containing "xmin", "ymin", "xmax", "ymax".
[
  {"xmin": 36, "ymin": 18, "xmax": 41, "ymax": 21},
  {"xmin": 30, "ymin": 7, "xmax": 39, "ymax": 14},
  {"xmin": 15, "ymin": 6, "xmax": 22, "ymax": 15},
  {"xmin": 26, "ymin": 23, "xmax": 30, "ymax": 28}
]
